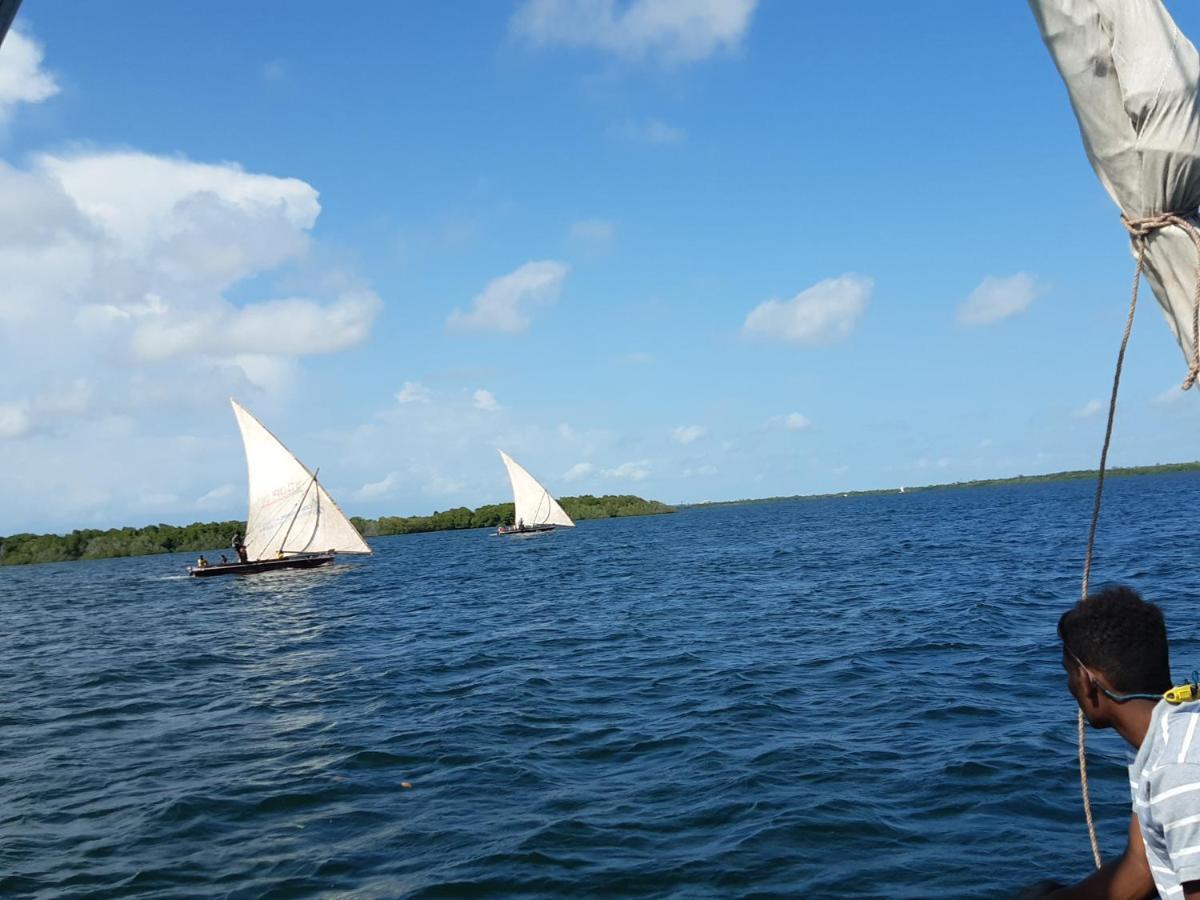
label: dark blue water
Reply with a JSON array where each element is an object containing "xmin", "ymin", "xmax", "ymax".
[{"xmin": 3, "ymin": 474, "xmax": 1200, "ymax": 898}]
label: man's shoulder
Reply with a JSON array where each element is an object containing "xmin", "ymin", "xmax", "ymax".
[{"xmin": 1141, "ymin": 705, "xmax": 1200, "ymax": 783}]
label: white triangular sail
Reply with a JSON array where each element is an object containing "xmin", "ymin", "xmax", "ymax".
[
  {"xmin": 498, "ymin": 450, "xmax": 575, "ymax": 528},
  {"xmin": 231, "ymin": 399, "xmax": 372, "ymax": 561},
  {"xmin": 1029, "ymin": 0, "xmax": 1200, "ymax": 374}
]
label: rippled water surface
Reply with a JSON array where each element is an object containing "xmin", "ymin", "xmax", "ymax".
[{"xmin": 4, "ymin": 474, "xmax": 1200, "ymax": 898}]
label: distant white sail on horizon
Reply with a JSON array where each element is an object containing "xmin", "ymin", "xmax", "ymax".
[
  {"xmin": 231, "ymin": 399, "xmax": 372, "ymax": 561},
  {"xmin": 498, "ymin": 450, "xmax": 575, "ymax": 528}
]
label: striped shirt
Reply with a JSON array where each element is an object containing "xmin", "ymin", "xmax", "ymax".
[{"xmin": 1129, "ymin": 700, "xmax": 1200, "ymax": 898}]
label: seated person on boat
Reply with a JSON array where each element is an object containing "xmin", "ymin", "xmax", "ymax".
[{"xmin": 1021, "ymin": 587, "xmax": 1200, "ymax": 899}]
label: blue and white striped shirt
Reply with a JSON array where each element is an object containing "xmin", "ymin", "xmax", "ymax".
[{"xmin": 1129, "ymin": 700, "xmax": 1200, "ymax": 898}]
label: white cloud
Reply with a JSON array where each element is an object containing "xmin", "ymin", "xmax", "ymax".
[
  {"xmin": 357, "ymin": 471, "xmax": 402, "ymax": 500},
  {"xmin": 768, "ymin": 412, "xmax": 811, "ymax": 431},
  {"xmin": 195, "ymin": 483, "xmax": 238, "ymax": 510},
  {"xmin": 447, "ymin": 260, "xmax": 569, "ymax": 334},
  {"xmin": 511, "ymin": 0, "xmax": 758, "ymax": 64},
  {"xmin": 1154, "ymin": 384, "xmax": 1188, "ymax": 406},
  {"xmin": 261, "ymin": 59, "xmax": 288, "ymax": 83},
  {"xmin": 135, "ymin": 491, "xmax": 179, "ymax": 509},
  {"xmin": 395, "ymin": 381, "xmax": 432, "ymax": 405},
  {"xmin": 426, "ymin": 474, "xmax": 467, "ymax": 495},
  {"xmin": 0, "ymin": 150, "xmax": 379, "ymax": 400},
  {"xmin": 609, "ymin": 118, "xmax": 686, "ymax": 145},
  {"xmin": 128, "ymin": 291, "xmax": 380, "ymax": 361},
  {"xmin": 603, "ymin": 459, "xmax": 651, "ymax": 481},
  {"xmin": 1074, "ymin": 399, "xmax": 1103, "ymax": 418},
  {"xmin": 557, "ymin": 423, "xmax": 578, "ymax": 441},
  {"xmin": 569, "ymin": 218, "xmax": 616, "ymax": 244},
  {"xmin": 473, "ymin": 389, "xmax": 501, "ymax": 411},
  {"xmin": 620, "ymin": 351, "xmax": 655, "ymax": 364},
  {"xmin": 562, "ymin": 462, "xmax": 593, "ymax": 481},
  {"xmin": 683, "ymin": 464, "xmax": 718, "ymax": 477},
  {"xmin": 672, "ymin": 424, "xmax": 704, "ymax": 444},
  {"xmin": 0, "ymin": 402, "xmax": 32, "ymax": 439},
  {"xmin": 956, "ymin": 273, "xmax": 1040, "ymax": 326},
  {"xmin": 742, "ymin": 274, "xmax": 872, "ymax": 344},
  {"xmin": 0, "ymin": 29, "xmax": 59, "ymax": 126}
]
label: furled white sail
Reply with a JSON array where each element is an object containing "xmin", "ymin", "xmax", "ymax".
[
  {"xmin": 498, "ymin": 450, "xmax": 575, "ymax": 528},
  {"xmin": 1029, "ymin": 0, "xmax": 1200, "ymax": 375},
  {"xmin": 231, "ymin": 399, "xmax": 372, "ymax": 561}
]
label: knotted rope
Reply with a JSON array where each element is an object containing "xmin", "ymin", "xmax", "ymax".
[{"xmin": 1077, "ymin": 210, "xmax": 1200, "ymax": 870}]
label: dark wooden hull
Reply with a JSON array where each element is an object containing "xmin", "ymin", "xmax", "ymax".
[
  {"xmin": 188, "ymin": 553, "xmax": 335, "ymax": 578},
  {"xmin": 496, "ymin": 523, "xmax": 556, "ymax": 535}
]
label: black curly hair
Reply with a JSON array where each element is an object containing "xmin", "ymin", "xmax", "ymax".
[{"xmin": 1058, "ymin": 585, "xmax": 1172, "ymax": 694}]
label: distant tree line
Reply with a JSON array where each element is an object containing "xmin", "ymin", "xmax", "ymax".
[
  {"xmin": 351, "ymin": 494, "xmax": 674, "ymax": 537},
  {"xmin": 680, "ymin": 460, "xmax": 1200, "ymax": 509},
  {"xmin": 0, "ymin": 520, "xmax": 246, "ymax": 567},
  {"xmin": 0, "ymin": 495, "xmax": 674, "ymax": 567}
]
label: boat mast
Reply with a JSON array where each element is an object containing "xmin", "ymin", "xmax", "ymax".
[
  {"xmin": 0, "ymin": 0, "xmax": 23, "ymax": 50},
  {"xmin": 276, "ymin": 468, "xmax": 320, "ymax": 556}
]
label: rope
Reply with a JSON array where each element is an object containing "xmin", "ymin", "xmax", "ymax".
[{"xmin": 1076, "ymin": 211, "xmax": 1200, "ymax": 869}]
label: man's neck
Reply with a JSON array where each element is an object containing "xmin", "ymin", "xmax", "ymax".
[{"xmin": 1112, "ymin": 698, "xmax": 1160, "ymax": 750}]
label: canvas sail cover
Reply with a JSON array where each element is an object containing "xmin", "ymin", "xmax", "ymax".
[
  {"xmin": 498, "ymin": 450, "xmax": 575, "ymax": 528},
  {"xmin": 231, "ymin": 399, "xmax": 371, "ymax": 560},
  {"xmin": 1029, "ymin": 0, "xmax": 1200, "ymax": 373}
]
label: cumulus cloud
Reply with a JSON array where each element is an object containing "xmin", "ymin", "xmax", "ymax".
[
  {"xmin": 357, "ymin": 471, "xmax": 402, "ymax": 500},
  {"xmin": 1154, "ymin": 384, "xmax": 1189, "ymax": 406},
  {"xmin": 619, "ymin": 351, "xmax": 655, "ymax": 364},
  {"xmin": 742, "ymin": 274, "xmax": 872, "ymax": 344},
  {"xmin": 956, "ymin": 273, "xmax": 1040, "ymax": 326},
  {"xmin": 0, "ymin": 29, "xmax": 59, "ymax": 126},
  {"xmin": 395, "ymin": 381, "xmax": 432, "ymax": 404},
  {"xmin": 261, "ymin": 59, "xmax": 288, "ymax": 83},
  {"xmin": 447, "ymin": 260, "xmax": 569, "ymax": 334},
  {"xmin": 604, "ymin": 459, "xmax": 651, "ymax": 481},
  {"xmin": 0, "ymin": 402, "xmax": 32, "ymax": 439},
  {"xmin": 768, "ymin": 412, "xmax": 811, "ymax": 431},
  {"xmin": 609, "ymin": 118, "xmax": 686, "ymax": 145},
  {"xmin": 195, "ymin": 483, "xmax": 239, "ymax": 510},
  {"xmin": 672, "ymin": 424, "xmax": 704, "ymax": 444},
  {"xmin": 562, "ymin": 462, "xmax": 593, "ymax": 481},
  {"xmin": 473, "ymin": 389, "xmax": 501, "ymax": 411},
  {"xmin": 569, "ymin": 218, "xmax": 616, "ymax": 244},
  {"xmin": 0, "ymin": 150, "xmax": 380, "ymax": 406},
  {"xmin": 511, "ymin": 0, "xmax": 758, "ymax": 64},
  {"xmin": 1073, "ymin": 399, "xmax": 1103, "ymax": 419}
]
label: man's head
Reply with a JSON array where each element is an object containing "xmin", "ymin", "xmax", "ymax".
[{"xmin": 1058, "ymin": 585, "xmax": 1171, "ymax": 722}]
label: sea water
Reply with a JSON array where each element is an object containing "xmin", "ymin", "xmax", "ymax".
[{"xmin": 3, "ymin": 473, "xmax": 1199, "ymax": 898}]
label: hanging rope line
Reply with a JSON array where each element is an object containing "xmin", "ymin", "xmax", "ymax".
[{"xmin": 1076, "ymin": 211, "xmax": 1200, "ymax": 869}]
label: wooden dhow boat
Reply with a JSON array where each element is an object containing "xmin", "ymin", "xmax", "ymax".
[
  {"xmin": 495, "ymin": 449, "xmax": 575, "ymax": 536},
  {"xmin": 188, "ymin": 400, "xmax": 372, "ymax": 577}
]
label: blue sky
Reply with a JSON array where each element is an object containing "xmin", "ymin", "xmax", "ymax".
[{"xmin": 2, "ymin": 1, "xmax": 1199, "ymax": 535}]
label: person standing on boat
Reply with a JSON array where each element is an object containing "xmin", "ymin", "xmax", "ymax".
[
  {"xmin": 232, "ymin": 532, "xmax": 248, "ymax": 563},
  {"xmin": 1021, "ymin": 586, "xmax": 1200, "ymax": 899}
]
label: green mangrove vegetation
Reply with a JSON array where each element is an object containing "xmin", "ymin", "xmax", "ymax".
[
  {"xmin": 0, "ymin": 495, "xmax": 674, "ymax": 567},
  {"xmin": 351, "ymin": 494, "xmax": 674, "ymax": 537}
]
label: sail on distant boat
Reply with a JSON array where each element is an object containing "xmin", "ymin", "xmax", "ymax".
[
  {"xmin": 188, "ymin": 399, "xmax": 371, "ymax": 577},
  {"xmin": 496, "ymin": 450, "xmax": 575, "ymax": 535}
]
